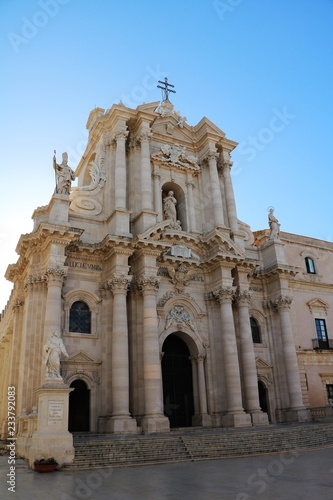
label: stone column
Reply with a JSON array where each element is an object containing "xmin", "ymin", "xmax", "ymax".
[
  {"xmin": 207, "ymin": 152, "xmax": 224, "ymax": 228},
  {"xmin": 236, "ymin": 290, "xmax": 269, "ymax": 425},
  {"xmin": 153, "ymin": 167, "xmax": 162, "ymax": 222},
  {"xmin": 190, "ymin": 356, "xmax": 199, "ymax": 416},
  {"xmin": 222, "ymin": 160, "xmax": 238, "ymax": 234},
  {"xmin": 138, "ymin": 277, "xmax": 169, "ymax": 434},
  {"xmin": 186, "ymin": 173, "xmax": 197, "ymax": 232},
  {"xmin": 107, "ymin": 275, "xmax": 137, "ymax": 434},
  {"xmin": 274, "ymin": 296, "xmax": 311, "ymax": 422},
  {"xmin": 44, "ymin": 268, "xmax": 66, "ymax": 338},
  {"xmin": 213, "ymin": 286, "xmax": 252, "ymax": 427},
  {"xmin": 139, "ymin": 130, "xmax": 153, "ymax": 211},
  {"xmin": 196, "ymin": 354, "xmax": 208, "ymax": 415},
  {"xmin": 114, "ymin": 129, "xmax": 128, "ymax": 209}
]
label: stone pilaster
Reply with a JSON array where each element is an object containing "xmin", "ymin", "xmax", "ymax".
[
  {"xmin": 221, "ymin": 159, "xmax": 238, "ymax": 234},
  {"xmin": 114, "ymin": 129, "xmax": 128, "ymax": 209},
  {"xmin": 192, "ymin": 353, "xmax": 211, "ymax": 427},
  {"xmin": 271, "ymin": 296, "xmax": 311, "ymax": 422},
  {"xmin": 186, "ymin": 173, "xmax": 197, "ymax": 232},
  {"xmin": 153, "ymin": 167, "xmax": 163, "ymax": 222},
  {"xmin": 207, "ymin": 151, "xmax": 224, "ymax": 228},
  {"xmin": 236, "ymin": 289, "xmax": 269, "ymax": 425},
  {"xmin": 139, "ymin": 129, "xmax": 153, "ymax": 211},
  {"xmin": 107, "ymin": 275, "xmax": 137, "ymax": 434},
  {"xmin": 213, "ymin": 286, "xmax": 252, "ymax": 427},
  {"xmin": 138, "ymin": 276, "xmax": 170, "ymax": 434}
]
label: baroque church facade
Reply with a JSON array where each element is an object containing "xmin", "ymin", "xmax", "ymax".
[{"xmin": 1, "ymin": 96, "xmax": 333, "ymax": 445}]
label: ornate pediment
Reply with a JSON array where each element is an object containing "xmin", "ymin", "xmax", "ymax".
[{"xmin": 256, "ymin": 357, "xmax": 273, "ymax": 370}]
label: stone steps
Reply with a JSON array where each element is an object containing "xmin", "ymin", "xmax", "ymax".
[{"xmin": 63, "ymin": 422, "xmax": 333, "ymax": 470}]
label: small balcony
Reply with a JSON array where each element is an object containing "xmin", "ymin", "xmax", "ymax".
[{"xmin": 312, "ymin": 338, "xmax": 333, "ymax": 350}]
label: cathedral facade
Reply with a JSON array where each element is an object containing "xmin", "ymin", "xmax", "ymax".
[{"xmin": 1, "ymin": 98, "xmax": 333, "ymax": 446}]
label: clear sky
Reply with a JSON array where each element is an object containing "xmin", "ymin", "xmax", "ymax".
[{"xmin": 1, "ymin": 0, "xmax": 332, "ymax": 310}]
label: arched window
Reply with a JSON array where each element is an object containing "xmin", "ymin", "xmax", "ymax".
[
  {"xmin": 305, "ymin": 257, "xmax": 316, "ymax": 274},
  {"xmin": 250, "ymin": 317, "xmax": 261, "ymax": 344},
  {"xmin": 69, "ymin": 301, "xmax": 91, "ymax": 333}
]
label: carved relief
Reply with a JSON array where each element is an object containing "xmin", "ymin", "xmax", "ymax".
[
  {"xmin": 165, "ymin": 306, "xmax": 195, "ymax": 331},
  {"xmin": 70, "ymin": 156, "xmax": 106, "ymax": 216},
  {"xmin": 167, "ymin": 265, "xmax": 197, "ymax": 288},
  {"xmin": 152, "ymin": 144, "xmax": 199, "ymax": 172}
]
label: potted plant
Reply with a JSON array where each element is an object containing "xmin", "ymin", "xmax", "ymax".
[{"xmin": 33, "ymin": 457, "xmax": 58, "ymax": 472}]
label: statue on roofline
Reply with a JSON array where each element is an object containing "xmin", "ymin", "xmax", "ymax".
[{"xmin": 53, "ymin": 151, "xmax": 75, "ymax": 195}]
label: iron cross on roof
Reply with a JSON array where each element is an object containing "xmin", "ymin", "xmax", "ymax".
[{"xmin": 157, "ymin": 77, "xmax": 176, "ymax": 102}]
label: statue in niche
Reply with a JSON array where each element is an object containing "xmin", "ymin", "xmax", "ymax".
[
  {"xmin": 53, "ymin": 151, "xmax": 75, "ymax": 195},
  {"xmin": 163, "ymin": 190, "xmax": 182, "ymax": 230},
  {"xmin": 44, "ymin": 332, "xmax": 69, "ymax": 380},
  {"xmin": 268, "ymin": 208, "xmax": 280, "ymax": 240}
]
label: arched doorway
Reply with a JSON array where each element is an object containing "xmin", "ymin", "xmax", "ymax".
[
  {"xmin": 162, "ymin": 334, "xmax": 194, "ymax": 428},
  {"xmin": 68, "ymin": 380, "xmax": 90, "ymax": 432},
  {"xmin": 258, "ymin": 380, "xmax": 270, "ymax": 422}
]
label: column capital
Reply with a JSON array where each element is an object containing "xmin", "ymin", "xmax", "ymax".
[
  {"xmin": 44, "ymin": 267, "xmax": 67, "ymax": 284},
  {"xmin": 212, "ymin": 286, "xmax": 236, "ymax": 303},
  {"xmin": 114, "ymin": 129, "xmax": 129, "ymax": 142},
  {"xmin": 137, "ymin": 130, "xmax": 153, "ymax": 143},
  {"xmin": 107, "ymin": 274, "xmax": 132, "ymax": 294},
  {"xmin": 235, "ymin": 288, "xmax": 252, "ymax": 305},
  {"xmin": 204, "ymin": 151, "xmax": 219, "ymax": 163},
  {"xmin": 25, "ymin": 274, "xmax": 47, "ymax": 292},
  {"xmin": 137, "ymin": 276, "xmax": 160, "ymax": 294},
  {"xmin": 265, "ymin": 295, "xmax": 293, "ymax": 310}
]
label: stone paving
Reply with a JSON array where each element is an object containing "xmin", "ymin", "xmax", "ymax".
[{"xmin": 1, "ymin": 446, "xmax": 333, "ymax": 499}]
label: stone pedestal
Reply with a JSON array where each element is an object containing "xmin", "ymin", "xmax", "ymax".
[
  {"xmin": 132, "ymin": 210, "xmax": 158, "ymax": 234},
  {"xmin": 107, "ymin": 209, "xmax": 132, "ymax": 237},
  {"xmin": 222, "ymin": 411, "xmax": 252, "ymax": 428},
  {"xmin": 261, "ymin": 238, "xmax": 286, "ymax": 267},
  {"xmin": 107, "ymin": 416, "xmax": 138, "ymax": 434},
  {"xmin": 48, "ymin": 194, "xmax": 71, "ymax": 226},
  {"xmin": 284, "ymin": 408, "xmax": 311, "ymax": 423},
  {"xmin": 27, "ymin": 381, "xmax": 74, "ymax": 468},
  {"xmin": 141, "ymin": 415, "xmax": 170, "ymax": 434}
]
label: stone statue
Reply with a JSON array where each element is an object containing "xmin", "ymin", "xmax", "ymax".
[
  {"xmin": 44, "ymin": 332, "xmax": 69, "ymax": 380},
  {"xmin": 53, "ymin": 152, "xmax": 75, "ymax": 195},
  {"xmin": 268, "ymin": 208, "xmax": 280, "ymax": 240},
  {"xmin": 163, "ymin": 190, "xmax": 177, "ymax": 221}
]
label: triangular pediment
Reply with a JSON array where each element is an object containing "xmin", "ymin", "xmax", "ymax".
[
  {"xmin": 307, "ymin": 298, "xmax": 329, "ymax": 311},
  {"xmin": 66, "ymin": 351, "xmax": 96, "ymax": 364},
  {"xmin": 256, "ymin": 357, "xmax": 273, "ymax": 369}
]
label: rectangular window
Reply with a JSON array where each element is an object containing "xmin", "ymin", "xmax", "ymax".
[
  {"xmin": 327, "ymin": 385, "xmax": 333, "ymax": 400},
  {"xmin": 315, "ymin": 318, "xmax": 329, "ymax": 349}
]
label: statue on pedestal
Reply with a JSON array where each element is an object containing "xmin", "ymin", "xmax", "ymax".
[
  {"xmin": 44, "ymin": 332, "xmax": 69, "ymax": 380},
  {"xmin": 268, "ymin": 208, "xmax": 280, "ymax": 240},
  {"xmin": 53, "ymin": 152, "xmax": 75, "ymax": 195}
]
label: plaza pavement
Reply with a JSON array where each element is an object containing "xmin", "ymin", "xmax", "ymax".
[{"xmin": 1, "ymin": 446, "xmax": 333, "ymax": 499}]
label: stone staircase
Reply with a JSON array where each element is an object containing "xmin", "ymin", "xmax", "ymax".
[{"xmin": 63, "ymin": 422, "xmax": 333, "ymax": 470}]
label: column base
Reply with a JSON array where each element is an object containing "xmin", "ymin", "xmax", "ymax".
[
  {"xmin": 250, "ymin": 410, "xmax": 270, "ymax": 426},
  {"xmin": 108, "ymin": 416, "xmax": 138, "ymax": 434},
  {"xmin": 283, "ymin": 408, "xmax": 312, "ymax": 423},
  {"xmin": 192, "ymin": 413, "xmax": 212, "ymax": 427},
  {"xmin": 222, "ymin": 411, "xmax": 252, "ymax": 428},
  {"xmin": 141, "ymin": 415, "xmax": 170, "ymax": 434}
]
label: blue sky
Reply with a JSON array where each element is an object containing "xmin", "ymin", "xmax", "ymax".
[{"xmin": 1, "ymin": 0, "xmax": 332, "ymax": 309}]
